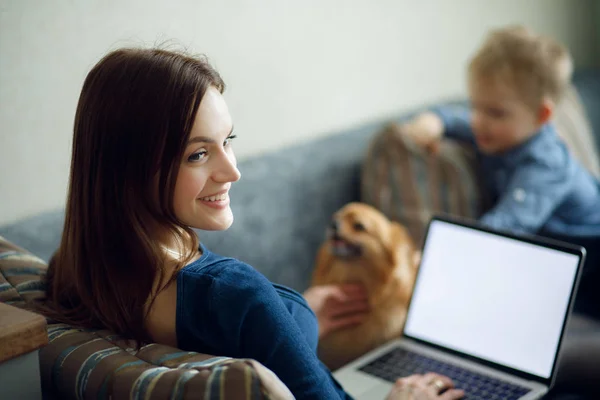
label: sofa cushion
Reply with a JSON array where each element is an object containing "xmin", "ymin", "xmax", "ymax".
[
  {"xmin": 361, "ymin": 123, "xmax": 486, "ymax": 245},
  {"xmin": 0, "ymin": 235, "xmax": 47, "ymax": 308},
  {"xmin": 0, "ymin": 236, "xmax": 292, "ymax": 400}
]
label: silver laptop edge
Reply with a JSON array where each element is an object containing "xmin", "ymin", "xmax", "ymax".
[
  {"xmin": 334, "ymin": 338, "xmax": 548, "ymax": 399},
  {"xmin": 334, "ymin": 215, "xmax": 585, "ymax": 400}
]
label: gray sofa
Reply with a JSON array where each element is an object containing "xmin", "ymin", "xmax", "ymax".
[{"xmin": 1, "ymin": 71, "xmax": 599, "ymax": 399}]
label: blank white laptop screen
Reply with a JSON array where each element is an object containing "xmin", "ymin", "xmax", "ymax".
[{"xmin": 403, "ymin": 220, "xmax": 579, "ymax": 379}]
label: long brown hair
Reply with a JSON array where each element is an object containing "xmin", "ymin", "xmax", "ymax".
[{"xmin": 41, "ymin": 48, "xmax": 224, "ymax": 345}]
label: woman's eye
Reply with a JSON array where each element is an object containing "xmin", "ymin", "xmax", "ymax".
[
  {"xmin": 188, "ymin": 150, "xmax": 207, "ymax": 162},
  {"xmin": 224, "ymin": 134, "xmax": 237, "ymax": 147}
]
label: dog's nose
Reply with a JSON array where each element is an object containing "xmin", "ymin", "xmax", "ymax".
[{"xmin": 330, "ymin": 219, "xmax": 339, "ymax": 232}]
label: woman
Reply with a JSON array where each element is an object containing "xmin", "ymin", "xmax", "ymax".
[{"xmin": 42, "ymin": 48, "xmax": 464, "ymax": 400}]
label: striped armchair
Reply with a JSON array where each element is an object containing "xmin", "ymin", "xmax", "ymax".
[{"xmin": 0, "ymin": 236, "xmax": 293, "ymax": 400}]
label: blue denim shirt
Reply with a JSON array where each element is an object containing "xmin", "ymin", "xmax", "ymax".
[
  {"xmin": 176, "ymin": 243, "xmax": 350, "ymax": 399},
  {"xmin": 435, "ymin": 106, "xmax": 600, "ymax": 237}
]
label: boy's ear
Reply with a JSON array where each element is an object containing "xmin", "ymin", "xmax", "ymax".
[{"xmin": 537, "ymin": 98, "xmax": 554, "ymax": 125}]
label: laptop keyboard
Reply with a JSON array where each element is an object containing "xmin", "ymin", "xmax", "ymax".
[{"xmin": 358, "ymin": 347, "xmax": 531, "ymax": 400}]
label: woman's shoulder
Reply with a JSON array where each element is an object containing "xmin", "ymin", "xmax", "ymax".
[
  {"xmin": 178, "ymin": 245, "xmax": 270, "ymax": 291},
  {"xmin": 176, "ymin": 246, "xmax": 280, "ymax": 329}
]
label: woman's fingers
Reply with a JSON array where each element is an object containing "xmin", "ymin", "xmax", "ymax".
[
  {"xmin": 389, "ymin": 373, "xmax": 465, "ymax": 400},
  {"xmin": 327, "ymin": 299, "xmax": 370, "ymax": 317},
  {"xmin": 324, "ymin": 312, "xmax": 367, "ymax": 333},
  {"xmin": 419, "ymin": 373, "xmax": 464, "ymax": 400},
  {"xmin": 339, "ymin": 283, "xmax": 368, "ymax": 297},
  {"xmin": 440, "ymin": 389, "xmax": 465, "ymax": 400},
  {"xmin": 329, "ymin": 287, "xmax": 351, "ymax": 303},
  {"xmin": 326, "ymin": 283, "xmax": 368, "ymax": 303},
  {"xmin": 394, "ymin": 374, "xmax": 423, "ymax": 386},
  {"xmin": 308, "ymin": 284, "xmax": 371, "ymax": 337},
  {"xmin": 304, "ymin": 284, "xmax": 368, "ymax": 309},
  {"xmin": 421, "ymin": 373, "xmax": 455, "ymax": 391}
]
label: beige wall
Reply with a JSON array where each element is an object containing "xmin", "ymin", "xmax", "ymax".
[{"xmin": 0, "ymin": 0, "xmax": 597, "ymax": 225}]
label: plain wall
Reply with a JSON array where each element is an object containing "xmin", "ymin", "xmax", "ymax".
[{"xmin": 0, "ymin": 0, "xmax": 597, "ymax": 225}]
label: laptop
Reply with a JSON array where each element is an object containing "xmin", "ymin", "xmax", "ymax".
[{"xmin": 334, "ymin": 215, "xmax": 585, "ymax": 400}]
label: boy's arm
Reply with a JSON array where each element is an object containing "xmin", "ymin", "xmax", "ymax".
[
  {"xmin": 433, "ymin": 105, "xmax": 477, "ymax": 146},
  {"xmin": 402, "ymin": 106, "xmax": 476, "ymax": 150},
  {"xmin": 479, "ymin": 158, "xmax": 572, "ymax": 234}
]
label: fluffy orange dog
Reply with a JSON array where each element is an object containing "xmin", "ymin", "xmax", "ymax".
[{"xmin": 311, "ymin": 202, "xmax": 420, "ymax": 370}]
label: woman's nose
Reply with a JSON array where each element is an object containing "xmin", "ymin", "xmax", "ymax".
[{"xmin": 213, "ymin": 152, "xmax": 241, "ymax": 183}]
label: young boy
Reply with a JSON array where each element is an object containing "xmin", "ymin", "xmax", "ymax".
[{"xmin": 403, "ymin": 26, "xmax": 600, "ymax": 314}]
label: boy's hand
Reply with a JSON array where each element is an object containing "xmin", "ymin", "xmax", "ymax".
[
  {"xmin": 401, "ymin": 112, "xmax": 444, "ymax": 154},
  {"xmin": 303, "ymin": 284, "xmax": 370, "ymax": 339}
]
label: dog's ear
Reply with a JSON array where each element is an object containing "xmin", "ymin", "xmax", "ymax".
[
  {"xmin": 385, "ymin": 222, "xmax": 405, "ymax": 266},
  {"xmin": 412, "ymin": 250, "xmax": 422, "ymax": 270},
  {"xmin": 312, "ymin": 243, "xmax": 334, "ymax": 286},
  {"xmin": 386, "ymin": 221, "xmax": 419, "ymax": 268}
]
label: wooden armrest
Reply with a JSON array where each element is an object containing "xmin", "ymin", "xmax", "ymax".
[{"xmin": 0, "ymin": 303, "xmax": 47, "ymax": 363}]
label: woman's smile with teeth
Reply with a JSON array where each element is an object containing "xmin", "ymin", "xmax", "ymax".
[{"xmin": 199, "ymin": 193, "xmax": 228, "ymax": 202}]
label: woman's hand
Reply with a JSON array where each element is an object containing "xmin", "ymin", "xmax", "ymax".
[
  {"xmin": 303, "ymin": 284, "xmax": 370, "ymax": 338},
  {"xmin": 386, "ymin": 373, "xmax": 465, "ymax": 400}
]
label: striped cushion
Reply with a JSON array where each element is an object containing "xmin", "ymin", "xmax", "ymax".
[
  {"xmin": 0, "ymin": 235, "xmax": 47, "ymax": 308},
  {"xmin": 0, "ymin": 236, "xmax": 292, "ymax": 400},
  {"xmin": 41, "ymin": 325, "xmax": 292, "ymax": 400},
  {"xmin": 361, "ymin": 123, "xmax": 485, "ymax": 245},
  {"xmin": 553, "ymin": 84, "xmax": 600, "ymax": 178}
]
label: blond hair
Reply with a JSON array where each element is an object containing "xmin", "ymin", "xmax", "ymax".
[{"xmin": 469, "ymin": 25, "xmax": 573, "ymax": 108}]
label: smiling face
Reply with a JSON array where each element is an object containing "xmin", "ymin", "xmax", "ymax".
[
  {"xmin": 172, "ymin": 86, "xmax": 241, "ymax": 231},
  {"xmin": 468, "ymin": 75, "xmax": 549, "ymax": 154}
]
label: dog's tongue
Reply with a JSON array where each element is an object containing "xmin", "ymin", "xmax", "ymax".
[
  {"xmin": 331, "ymin": 240, "xmax": 358, "ymax": 257},
  {"xmin": 333, "ymin": 239, "xmax": 346, "ymax": 247}
]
